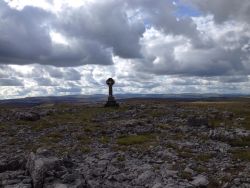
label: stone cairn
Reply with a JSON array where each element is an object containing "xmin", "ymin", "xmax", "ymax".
[{"xmin": 105, "ymin": 78, "xmax": 119, "ymax": 107}]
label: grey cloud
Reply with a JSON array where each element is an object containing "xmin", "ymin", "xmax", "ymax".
[
  {"xmin": 171, "ymin": 78, "xmax": 205, "ymax": 86},
  {"xmin": 64, "ymin": 69, "xmax": 81, "ymax": 81},
  {"xmin": 0, "ymin": 0, "xmax": 202, "ymax": 67},
  {"xmin": 135, "ymin": 19, "xmax": 250, "ymax": 78},
  {"xmin": 33, "ymin": 77, "xmax": 56, "ymax": 86},
  {"xmin": 186, "ymin": 0, "xmax": 250, "ymax": 24},
  {"xmin": 129, "ymin": 0, "xmax": 199, "ymax": 40},
  {"xmin": 57, "ymin": 0, "xmax": 145, "ymax": 59},
  {"xmin": 219, "ymin": 76, "xmax": 249, "ymax": 83},
  {"xmin": 54, "ymin": 86, "xmax": 82, "ymax": 94},
  {"xmin": 138, "ymin": 47, "xmax": 249, "ymax": 77},
  {"xmin": 0, "ymin": 78, "xmax": 23, "ymax": 86},
  {"xmin": 40, "ymin": 41, "xmax": 113, "ymax": 66},
  {"xmin": 1, "ymin": 0, "xmax": 250, "ymax": 97},
  {"xmin": 0, "ymin": 1, "xmax": 113, "ymax": 66},
  {"xmin": 46, "ymin": 66, "xmax": 81, "ymax": 81},
  {"xmin": 46, "ymin": 67, "xmax": 63, "ymax": 78},
  {"xmin": 0, "ymin": 2, "xmax": 53, "ymax": 63},
  {"xmin": 0, "ymin": 65, "xmax": 12, "ymax": 78}
]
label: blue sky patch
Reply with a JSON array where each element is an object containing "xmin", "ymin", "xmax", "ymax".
[{"xmin": 174, "ymin": 1, "xmax": 201, "ymax": 18}]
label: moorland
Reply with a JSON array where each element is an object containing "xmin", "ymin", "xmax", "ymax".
[{"xmin": 0, "ymin": 97, "xmax": 250, "ymax": 187}]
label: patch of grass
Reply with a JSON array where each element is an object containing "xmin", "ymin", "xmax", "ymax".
[
  {"xmin": 183, "ymin": 100, "xmax": 250, "ymax": 130},
  {"xmin": 220, "ymin": 175, "xmax": 232, "ymax": 183},
  {"xmin": 15, "ymin": 118, "xmax": 56, "ymax": 131},
  {"xmin": 165, "ymin": 142, "xmax": 180, "ymax": 150},
  {"xmin": 7, "ymin": 137, "xmax": 19, "ymax": 145},
  {"xmin": 157, "ymin": 124, "xmax": 171, "ymax": 130},
  {"xmin": 43, "ymin": 106, "xmax": 124, "ymax": 126},
  {"xmin": 99, "ymin": 136, "xmax": 110, "ymax": 144},
  {"xmin": 241, "ymin": 120, "xmax": 250, "ymax": 130},
  {"xmin": 207, "ymin": 177, "xmax": 221, "ymax": 188},
  {"xmin": 79, "ymin": 145, "xmax": 91, "ymax": 153},
  {"xmin": 178, "ymin": 171, "xmax": 192, "ymax": 181},
  {"xmin": 0, "ymin": 123, "xmax": 6, "ymax": 131},
  {"xmin": 153, "ymin": 164, "xmax": 161, "ymax": 170},
  {"xmin": 117, "ymin": 134, "xmax": 155, "ymax": 146},
  {"xmin": 13, "ymin": 105, "xmax": 129, "ymax": 133},
  {"xmin": 24, "ymin": 143, "xmax": 43, "ymax": 152},
  {"xmin": 195, "ymin": 153, "xmax": 214, "ymax": 162},
  {"xmin": 194, "ymin": 165, "xmax": 207, "ymax": 173},
  {"xmin": 175, "ymin": 147, "xmax": 194, "ymax": 158},
  {"xmin": 76, "ymin": 134, "xmax": 91, "ymax": 145},
  {"xmin": 178, "ymin": 151, "xmax": 194, "ymax": 159},
  {"xmin": 30, "ymin": 119, "xmax": 55, "ymax": 131},
  {"xmin": 39, "ymin": 132, "xmax": 64, "ymax": 144},
  {"xmin": 117, "ymin": 155, "xmax": 125, "ymax": 162},
  {"xmin": 16, "ymin": 120, "xmax": 28, "ymax": 126},
  {"xmin": 173, "ymin": 132, "xmax": 185, "ymax": 140},
  {"xmin": 209, "ymin": 119, "xmax": 223, "ymax": 128},
  {"xmin": 84, "ymin": 124, "xmax": 100, "ymax": 133},
  {"xmin": 148, "ymin": 109, "xmax": 166, "ymax": 118},
  {"xmin": 231, "ymin": 149, "xmax": 250, "ymax": 161},
  {"xmin": 228, "ymin": 136, "xmax": 250, "ymax": 147}
]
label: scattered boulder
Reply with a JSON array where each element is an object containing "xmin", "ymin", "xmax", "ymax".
[
  {"xmin": 0, "ymin": 103, "xmax": 250, "ymax": 188},
  {"xmin": 26, "ymin": 148, "xmax": 60, "ymax": 188},
  {"xmin": 191, "ymin": 175, "xmax": 209, "ymax": 187},
  {"xmin": 26, "ymin": 148, "xmax": 88, "ymax": 188},
  {"xmin": 0, "ymin": 156, "xmax": 26, "ymax": 173},
  {"xmin": 39, "ymin": 109, "xmax": 56, "ymax": 117},
  {"xmin": 15, "ymin": 112, "xmax": 40, "ymax": 121},
  {"xmin": 134, "ymin": 170, "xmax": 155, "ymax": 186},
  {"xmin": 187, "ymin": 116, "xmax": 209, "ymax": 127}
]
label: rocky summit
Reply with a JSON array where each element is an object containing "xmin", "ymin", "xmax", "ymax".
[{"xmin": 0, "ymin": 99, "xmax": 250, "ymax": 188}]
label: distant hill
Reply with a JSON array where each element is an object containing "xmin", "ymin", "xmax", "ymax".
[{"xmin": 0, "ymin": 93, "xmax": 249, "ymax": 107}]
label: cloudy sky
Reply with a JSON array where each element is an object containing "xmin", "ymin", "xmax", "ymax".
[{"xmin": 0, "ymin": 0, "xmax": 250, "ymax": 99}]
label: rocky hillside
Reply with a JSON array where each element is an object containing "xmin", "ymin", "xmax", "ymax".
[{"xmin": 0, "ymin": 100, "xmax": 250, "ymax": 188}]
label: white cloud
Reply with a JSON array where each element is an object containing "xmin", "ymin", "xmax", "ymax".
[
  {"xmin": 50, "ymin": 31, "xmax": 69, "ymax": 45},
  {"xmin": 0, "ymin": 0, "xmax": 250, "ymax": 99},
  {"xmin": 4, "ymin": 0, "xmax": 52, "ymax": 10}
]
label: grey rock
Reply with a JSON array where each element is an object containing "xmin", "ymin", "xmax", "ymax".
[
  {"xmin": 191, "ymin": 175, "xmax": 209, "ymax": 187},
  {"xmin": 112, "ymin": 173, "xmax": 130, "ymax": 182},
  {"xmin": 3, "ymin": 184, "xmax": 32, "ymax": 188},
  {"xmin": 15, "ymin": 112, "xmax": 40, "ymax": 121},
  {"xmin": 2, "ymin": 179, "xmax": 22, "ymax": 185},
  {"xmin": 26, "ymin": 149, "xmax": 60, "ymax": 188},
  {"xmin": 184, "ymin": 167, "xmax": 194, "ymax": 175},
  {"xmin": 87, "ymin": 180, "xmax": 100, "ymax": 188},
  {"xmin": 134, "ymin": 170, "xmax": 155, "ymax": 186},
  {"xmin": 187, "ymin": 116, "xmax": 208, "ymax": 127},
  {"xmin": 62, "ymin": 173, "xmax": 77, "ymax": 183},
  {"xmin": 52, "ymin": 183, "xmax": 68, "ymax": 188},
  {"xmin": 160, "ymin": 164, "xmax": 178, "ymax": 178},
  {"xmin": 0, "ymin": 158, "xmax": 26, "ymax": 173},
  {"xmin": 44, "ymin": 182, "xmax": 68, "ymax": 188},
  {"xmin": 97, "ymin": 160, "xmax": 109, "ymax": 169},
  {"xmin": 152, "ymin": 182, "xmax": 163, "ymax": 188},
  {"xmin": 39, "ymin": 109, "xmax": 55, "ymax": 117},
  {"xmin": 44, "ymin": 180, "xmax": 87, "ymax": 188},
  {"xmin": 100, "ymin": 152, "xmax": 117, "ymax": 160},
  {"xmin": 22, "ymin": 178, "xmax": 32, "ymax": 184}
]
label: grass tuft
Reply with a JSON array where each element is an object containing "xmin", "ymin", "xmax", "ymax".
[
  {"xmin": 117, "ymin": 134, "xmax": 155, "ymax": 146},
  {"xmin": 231, "ymin": 149, "xmax": 250, "ymax": 161},
  {"xmin": 99, "ymin": 136, "xmax": 110, "ymax": 144},
  {"xmin": 38, "ymin": 132, "xmax": 64, "ymax": 144},
  {"xmin": 228, "ymin": 136, "xmax": 250, "ymax": 147}
]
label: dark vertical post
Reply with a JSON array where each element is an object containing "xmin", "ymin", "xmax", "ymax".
[
  {"xmin": 109, "ymin": 85, "xmax": 113, "ymax": 96},
  {"xmin": 105, "ymin": 78, "xmax": 119, "ymax": 107}
]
